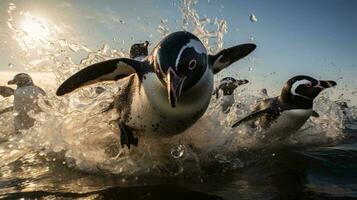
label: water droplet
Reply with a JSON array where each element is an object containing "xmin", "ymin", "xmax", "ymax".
[
  {"xmin": 250, "ymin": 13, "xmax": 258, "ymax": 22},
  {"xmin": 170, "ymin": 144, "xmax": 185, "ymax": 159},
  {"xmin": 215, "ymin": 154, "xmax": 228, "ymax": 163},
  {"xmin": 8, "ymin": 63, "xmax": 13, "ymax": 68}
]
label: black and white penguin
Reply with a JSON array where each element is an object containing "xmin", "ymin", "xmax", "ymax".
[
  {"xmin": 213, "ymin": 77, "xmax": 249, "ymax": 112},
  {"xmin": 7, "ymin": 73, "xmax": 47, "ymax": 131},
  {"xmin": 232, "ymin": 75, "xmax": 337, "ymax": 139},
  {"xmin": 129, "ymin": 41, "xmax": 149, "ymax": 61},
  {"xmin": 56, "ymin": 31, "xmax": 256, "ymax": 148}
]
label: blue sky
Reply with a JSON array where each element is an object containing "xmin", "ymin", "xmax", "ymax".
[{"xmin": 0, "ymin": 0, "xmax": 356, "ymax": 102}]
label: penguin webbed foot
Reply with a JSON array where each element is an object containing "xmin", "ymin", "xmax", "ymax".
[{"xmin": 119, "ymin": 123, "xmax": 138, "ymax": 149}]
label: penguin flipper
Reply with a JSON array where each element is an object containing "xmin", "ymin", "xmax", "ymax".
[
  {"xmin": 0, "ymin": 106, "xmax": 13, "ymax": 115},
  {"xmin": 209, "ymin": 43, "xmax": 256, "ymax": 74},
  {"xmin": 231, "ymin": 108, "xmax": 270, "ymax": 128},
  {"xmin": 0, "ymin": 86, "xmax": 14, "ymax": 97},
  {"xmin": 119, "ymin": 123, "xmax": 138, "ymax": 149},
  {"xmin": 56, "ymin": 58, "xmax": 145, "ymax": 96}
]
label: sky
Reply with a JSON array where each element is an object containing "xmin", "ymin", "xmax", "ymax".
[{"xmin": 0, "ymin": 0, "xmax": 356, "ymax": 103}]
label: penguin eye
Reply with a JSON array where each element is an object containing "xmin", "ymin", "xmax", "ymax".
[
  {"xmin": 188, "ymin": 59, "xmax": 197, "ymax": 70},
  {"xmin": 305, "ymin": 82, "xmax": 312, "ymax": 88}
]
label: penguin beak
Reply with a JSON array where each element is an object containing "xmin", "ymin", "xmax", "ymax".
[
  {"xmin": 315, "ymin": 80, "xmax": 337, "ymax": 90},
  {"xmin": 235, "ymin": 79, "xmax": 249, "ymax": 86},
  {"xmin": 8, "ymin": 79, "xmax": 16, "ymax": 85},
  {"xmin": 167, "ymin": 67, "xmax": 186, "ymax": 108}
]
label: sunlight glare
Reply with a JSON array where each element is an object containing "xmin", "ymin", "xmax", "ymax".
[{"xmin": 20, "ymin": 16, "xmax": 49, "ymax": 40}]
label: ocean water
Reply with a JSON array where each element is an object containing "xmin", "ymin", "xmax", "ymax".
[{"xmin": 1, "ymin": 1, "xmax": 357, "ymax": 199}]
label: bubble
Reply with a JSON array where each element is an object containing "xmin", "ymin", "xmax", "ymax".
[{"xmin": 170, "ymin": 144, "xmax": 185, "ymax": 159}]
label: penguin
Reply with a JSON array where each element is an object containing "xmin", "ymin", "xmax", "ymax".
[
  {"xmin": 56, "ymin": 31, "xmax": 256, "ymax": 149},
  {"xmin": 232, "ymin": 75, "xmax": 336, "ymax": 139},
  {"xmin": 129, "ymin": 41, "xmax": 149, "ymax": 60},
  {"xmin": 7, "ymin": 73, "xmax": 47, "ymax": 132},
  {"xmin": 213, "ymin": 77, "xmax": 249, "ymax": 112}
]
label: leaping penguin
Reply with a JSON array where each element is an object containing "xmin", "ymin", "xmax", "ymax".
[
  {"xmin": 232, "ymin": 75, "xmax": 336, "ymax": 139},
  {"xmin": 7, "ymin": 73, "xmax": 47, "ymax": 132},
  {"xmin": 56, "ymin": 31, "xmax": 256, "ymax": 149},
  {"xmin": 213, "ymin": 77, "xmax": 249, "ymax": 112}
]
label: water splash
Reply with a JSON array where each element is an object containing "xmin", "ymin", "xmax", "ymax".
[
  {"xmin": 179, "ymin": 0, "xmax": 227, "ymax": 54},
  {"xmin": 0, "ymin": 1, "xmax": 352, "ymax": 180}
]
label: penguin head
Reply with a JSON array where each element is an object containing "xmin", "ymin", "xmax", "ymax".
[
  {"xmin": 151, "ymin": 31, "xmax": 208, "ymax": 107},
  {"xmin": 221, "ymin": 77, "xmax": 249, "ymax": 88},
  {"xmin": 281, "ymin": 75, "xmax": 337, "ymax": 102},
  {"xmin": 129, "ymin": 41, "xmax": 149, "ymax": 59},
  {"xmin": 8, "ymin": 73, "xmax": 34, "ymax": 87}
]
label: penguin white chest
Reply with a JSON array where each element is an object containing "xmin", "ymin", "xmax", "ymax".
[
  {"xmin": 13, "ymin": 86, "xmax": 45, "ymax": 130},
  {"xmin": 127, "ymin": 70, "xmax": 214, "ymax": 136},
  {"xmin": 266, "ymin": 109, "xmax": 312, "ymax": 138},
  {"xmin": 14, "ymin": 86, "xmax": 44, "ymax": 114},
  {"xmin": 220, "ymin": 94, "xmax": 235, "ymax": 112}
]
